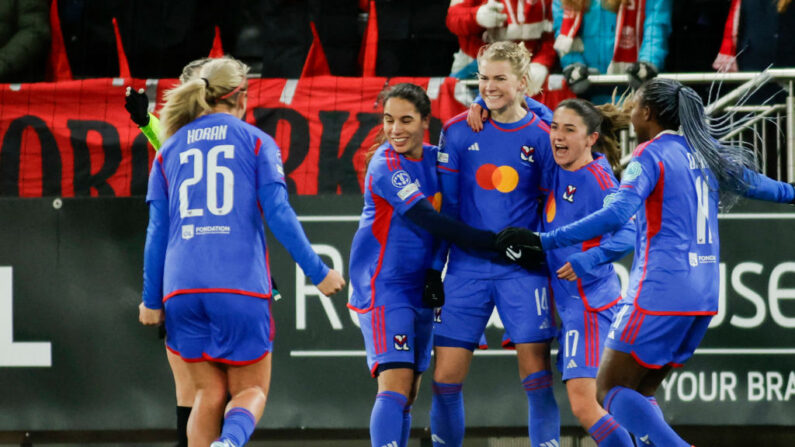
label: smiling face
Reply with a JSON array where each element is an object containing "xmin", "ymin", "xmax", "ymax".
[
  {"xmin": 550, "ymin": 106, "xmax": 598, "ymax": 171},
  {"xmin": 382, "ymin": 96, "xmax": 429, "ymax": 160},
  {"xmin": 477, "ymin": 58, "xmax": 525, "ymax": 116}
]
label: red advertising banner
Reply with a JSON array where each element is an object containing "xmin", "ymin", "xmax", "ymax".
[{"xmin": 0, "ymin": 76, "xmax": 572, "ymax": 197}]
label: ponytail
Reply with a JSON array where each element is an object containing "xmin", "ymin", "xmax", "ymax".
[
  {"xmin": 594, "ymin": 103, "xmax": 631, "ymax": 176},
  {"xmin": 160, "ymin": 57, "xmax": 249, "ymax": 141},
  {"xmin": 639, "ymin": 78, "xmax": 756, "ymax": 209},
  {"xmin": 555, "ymin": 98, "xmax": 630, "ymax": 176}
]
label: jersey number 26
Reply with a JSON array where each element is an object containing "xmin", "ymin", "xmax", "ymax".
[{"xmin": 179, "ymin": 145, "xmax": 235, "ymax": 218}]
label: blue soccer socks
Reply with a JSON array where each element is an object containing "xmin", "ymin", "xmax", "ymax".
[
  {"xmin": 430, "ymin": 381, "xmax": 465, "ymax": 447},
  {"xmin": 371, "ymin": 391, "xmax": 408, "ymax": 447},
  {"xmin": 588, "ymin": 414, "xmax": 634, "ymax": 446},
  {"xmin": 604, "ymin": 386, "xmax": 689, "ymax": 447},
  {"xmin": 522, "ymin": 370, "xmax": 560, "ymax": 447},
  {"xmin": 400, "ymin": 404, "xmax": 412, "ymax": 447},
  {"xmin": 216, "ymin": 407, "xmax": 256, "ymax": 447}
]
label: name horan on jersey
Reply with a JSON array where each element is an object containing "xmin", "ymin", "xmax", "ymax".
[
  {"xmin": 186, "ymin": 125, "xmax": 228, "ymax": 144},
  {"xmin": 181, "ymin": 224, "xmax": 231, "ymax": 239}
]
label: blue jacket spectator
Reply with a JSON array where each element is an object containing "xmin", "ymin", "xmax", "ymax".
[{"xmin": 552, "ymin": 0, "xmax": 672, "ymax": 74}]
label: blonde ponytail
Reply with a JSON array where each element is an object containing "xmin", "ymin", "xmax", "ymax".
[{"xmin": 159, "ymin": 57, "xmax": 250, "ymax": 141}]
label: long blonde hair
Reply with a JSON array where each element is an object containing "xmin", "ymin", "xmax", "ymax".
[
  {"xmin": 477, "ymin": 41, "xmax": 537, "ymax": 96},
  {"xmin": 159, "ymin": 57, "xmax": 249, "ymax": 141}
]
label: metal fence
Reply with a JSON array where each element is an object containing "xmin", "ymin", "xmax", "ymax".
[{"xmin": 462, "ymin": 69, "xmax": 795, "ymax": 182}]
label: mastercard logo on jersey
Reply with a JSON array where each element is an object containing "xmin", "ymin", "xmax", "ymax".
[
  {"xmin": 475, "ymin": 163, "xmax": 519, "ymax": 193},
  {"xmin": 545, "ymin": 192, "xmax": 556, "ymax": 223}
]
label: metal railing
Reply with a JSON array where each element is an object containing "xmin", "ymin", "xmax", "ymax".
[{"xmin": 460, "ymin": 69, "xmax": 795, "ymax": 182}]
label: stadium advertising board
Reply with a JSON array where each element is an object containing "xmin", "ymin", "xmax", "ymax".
[{"xmin": 0, "ymin": 197, "xmax": 792, "ymax": 431}]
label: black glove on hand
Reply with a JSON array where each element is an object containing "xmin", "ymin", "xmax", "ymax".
[
  {"xmin": 627, "ymin": 61, "xmax": 658, "ymax": 90},
  {"xmin": 271, "ymin": 277, "xmax": 282, "ymax": 300},
  {"xmin": 125, "ymin": 86, "xmax": 150, "ymax": 127},
  {"xmin": 422, "ymin": 269, "xmax": 445, "ymax": 308},
  {"xmin": 495, "ymin": 227, "xmax": 545, "ymax": 271},
  {"xmin": 563, "ymin": 63, "xmax": 590, "ymax": 95}
]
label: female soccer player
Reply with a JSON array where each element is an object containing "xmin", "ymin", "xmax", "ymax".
[
  {"xmin": 138, "ymin": 56, "xmax": 345, "ymax": 447},
  {"xmin": 127, "ymin": 57, "xmax": 210, "ymax": 447},
  {"xmin": 349, "ymin": 83, "xmax": 502, "ymax": 447},
  {"xmin": 497, "ymin": 77, "xmax": 795, "ymax": 446},
  {"xmin": 543, "ymin": 98, "xmax": 635, "ymax": 446},
  {"xmin": 432, "ymin": 41, "xmax": 560, "ymax": 447}
]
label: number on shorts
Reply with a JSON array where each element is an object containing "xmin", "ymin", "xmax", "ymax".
[
  {"xmin": 564, "ymin": 329, "xmax": 579, "ymax": 358},
  {"xmin": 178, "ymin": 144, "xmax": 235, "ymax": 218},
  {"xmin": 534, "ymin": 287, "xmax": 548, "ymax": 316}
]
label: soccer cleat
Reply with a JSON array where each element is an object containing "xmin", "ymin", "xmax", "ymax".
[{"xmin": 210, "ymin": 440, "xmax": 236, "ymax": 447}]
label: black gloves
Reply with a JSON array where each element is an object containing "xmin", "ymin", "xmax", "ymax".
[
  {"xmin": 124, "ymin": 86, "xmax": 150, "ymax": 127},
  {"xmin": 271, "ymin": 276, "xmax": 282, "ymax": 300},
  {"xmin": 495, "ymin": 227, "xmax": 545, "ymax": 271},
  {"xmin": 627, "ymin": 61, "xmax": 658, "ymax": 90},
  {"xmin": 422, "ymin": 269, "xmax": 445, "ymax": 308},
  {"xmin": 563, "ymin": 63, "xmax": 590, "ymax": 95}
]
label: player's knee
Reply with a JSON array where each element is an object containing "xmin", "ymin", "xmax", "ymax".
[
  {"xmin": 569, "ymin": 395, "xmax": 600, "ymax": 425},
  {"xmin": 197, "ymin": 384, "xmax": 228, "ymax": 408},
  {"xmin": 233, "ymin": 385, "xmax": 267, "ymax": 402},
  {"xmin": 433, "ymin": 365, "xmax": 466, "ymax": 384}
]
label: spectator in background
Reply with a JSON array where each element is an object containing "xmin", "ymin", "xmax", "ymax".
[
  {"xmin": 0, "ymin": 0, "xmax": 50, "ymax": 83},
  {"xmin": 713, "ymin": 0, "xmax": 795, "ymax": 72},
  {"xmin": 446, "ymin": 0, "xmax": 556, "ymax": 95},
  {"xmin": 552, "ymin": 0, "xmax": 672, "ymax": 96}
]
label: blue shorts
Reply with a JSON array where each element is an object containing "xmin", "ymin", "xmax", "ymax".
[
  {"xmin": 358, "ymin": 303, "xmax": 434, "ymax": 377},
  {"xmin": 434, "ymin": 272, "xmax": 556, "ymax": 349},
  {"xmin": 605, "ymin": 303, "xmax": 712, "ymax": 368},
  {"xmin": 164, "ymin": 292, "xmax": 273, "ymax": 365},
  {"xmin": 555, "ymin": 291, "xmax": 617, "ymax": 381}
]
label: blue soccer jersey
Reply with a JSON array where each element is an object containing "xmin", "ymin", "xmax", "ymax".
[
  {"xmin": 146, "ymin": 113, "xmax": 285, "ymax": 303},
  {"xmin": 619, "ymin": 132, "xmax": 720, "ymax": 315},
  {"xmin": 348, "ymin": 143, "xmax": 442, "ymax": 311},
  {"xmin": 438, "ymin": 110, "xmax": 555, "ymax": 278},
  {"xmin": 542, "ymin": 155, "xmax": 631, "ymax": 311}
]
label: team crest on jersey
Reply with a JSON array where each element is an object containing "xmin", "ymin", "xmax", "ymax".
[
  {"xmin": 181, "ymin": 224, "xmax": 194, "ymax": 240},
  {"xmin": 562, "ymin": 185, "xmax": 577, "ymax": 203},
  {"xmin": 434, "ymin": 307, "xmax": 442, "ymax": 323},
  {"xmin": 689, "ymin": 252, "xmax": 699, "ymax": 267},
  {"xmin": 391, "ymin": 170, "xmax": 412, "ymax": 188},
  {"xmin": 624, "ymin": 161, "xmax": 642, "ymax": 181},
  {"xmin": 520, "ymin": 145, "xmax": 535, "ymax": 163},
  {"xmin": 394, "ymin": 334, "xmax": 410, "ymax": 351}
]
